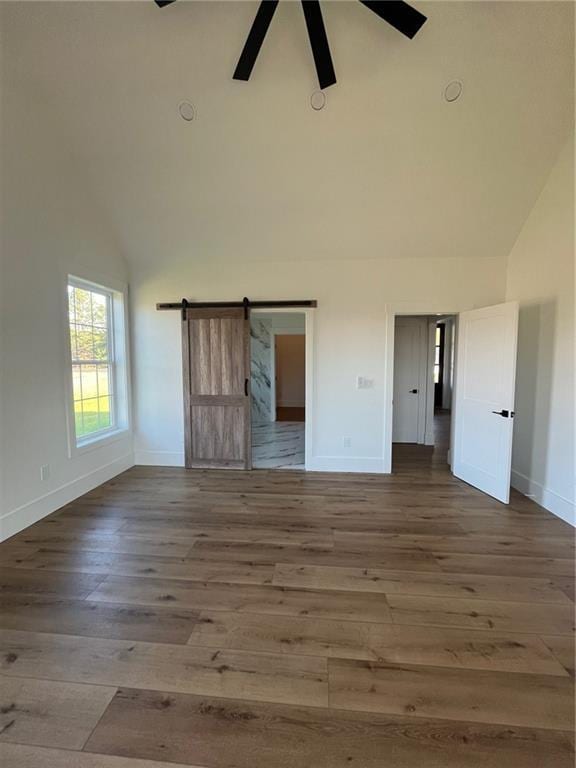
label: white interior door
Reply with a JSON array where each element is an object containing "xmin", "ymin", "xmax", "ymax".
[
  {"xmin": 453, "ymin": 301, "xmax": 519, "ymax": 503},
  {"xmin": 393, "ymin": 318, "xmax": 427, "ymax": 443}
]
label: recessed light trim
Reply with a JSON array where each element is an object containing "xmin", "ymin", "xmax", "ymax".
[
  {"xmin": 310, "ymin": 90, "xmax": 326, "ymax": 111},
  {"xmin": 444, "ymin": 80, "xmax": 463, "ymax": 103},
  {"xmin": 178, "ymin": 101, "xmax": 195, "ymax": 121}
]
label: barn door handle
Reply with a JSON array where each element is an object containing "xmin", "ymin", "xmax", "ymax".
[
  {"xmin": 491, "ymin": 409, "xmax": 510, "ymax": 418},
  {"xmin": 245, "ymin": 378, "xmax": 249, "ymax": 396}
]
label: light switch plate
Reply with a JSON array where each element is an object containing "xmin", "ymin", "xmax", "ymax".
[{"xmin": 356, "ymin": 376, "xmax": 374, "ymax": 390}]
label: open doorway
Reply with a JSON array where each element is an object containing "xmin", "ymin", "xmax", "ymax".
[
  {"xmin": 250, "ymin": 312, "xmax": 306, "ymax": 469},
  {"xmin": 391, "ymin": 315, "xmax": 456, "ymax": 472}
]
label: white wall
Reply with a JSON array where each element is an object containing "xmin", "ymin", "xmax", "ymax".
[
  {"xmin": 505, "ymin": 139, "xmax": 575, "ymax": 525},
  {"xmin": 0, "ymin": 50, "xmax": 133, "ymax": 540},
  {"xmin": 132, "ymin": 257, "xmax": 505, "ymax": 471},
  {"xmin": 2, "ymin": 2, "xmax": 572, "ymax": 520},
  {"xmin": 276, "ymin": 335, "xmax": 306, "ymax": 408}
]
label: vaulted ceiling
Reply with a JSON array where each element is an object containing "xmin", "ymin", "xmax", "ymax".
[{"xmin": 2, "ymin": 1, "xmax": 574, "ymax": 267}]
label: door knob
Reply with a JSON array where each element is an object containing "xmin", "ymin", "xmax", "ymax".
[
  {"xmin": 491, "ymin": 409, "xmax": 510, "ymax": 418},
  {"xmin": 410, "ymin": 389, "xmax": 418, "ymax": 394}
]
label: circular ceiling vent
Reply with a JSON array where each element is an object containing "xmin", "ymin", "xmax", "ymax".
[
  {"xmin": 178, "ymin": 101, "xmax": 195, "ymax": 121},
  {"xmin": 444, "ymin": 81, "xmax": 463, "ymax": 103}
]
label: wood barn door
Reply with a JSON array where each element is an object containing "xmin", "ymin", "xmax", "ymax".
[{"xmin": 182, "ymin": 307, "xmax": 251, "ymax": 469}]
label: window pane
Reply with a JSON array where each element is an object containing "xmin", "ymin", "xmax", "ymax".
[
  {"xmin": 97, "ymin": 367, "xmax": 110, "ymax": 398},
  {"xmin": 81, "ymin": 398, "xmax": 100, "ymax": 434},
  {"xmin": 74, "ymin": 407, "xmax": 84, "ymax": 437},
  {"xmin": 91, "ymin": 293, "xmax": 108, "ymax": 328},
  {"xmin": 434, "ymin": 364, "xmax": 440, "ymax": 384},
  {"xmin": 81, "ymin": 367, "xmax": 98, "ymax": 401},
  {"xmin": 93, "ymin": 328, "xmax": 108, "ymax": 361},
  {"xmin": 435, "ymin": 326, "xmax": 441, "ymax": 344},
  {"xmin": 68, "ymin": 281, "xmax": 116, "ymax": 443},
  {"xmin": 69, "ymin": 326, "xmax": 78, "ymax": 359},
  {"xmin": 73, "ymin": 324, "xmax": 96, "ymax": 360},
  {"xmin": 98, "ymin": 396, "xmax": 112, "ymax": 429},
  {"xmin": 74, "ymin": 288, "xmax": 93, "ymax": 325},
  {"xmin": 68, "ymin": 286, "xmax": 76, "ymax": 324},
  {"xmin": 72, "ymin": 365, "xmax": 83, "ymax": 402}
]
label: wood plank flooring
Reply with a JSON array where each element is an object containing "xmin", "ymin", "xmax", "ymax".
[{"xmin": 0, "ymin": 429, "xmax": 574, "ymax": 767}]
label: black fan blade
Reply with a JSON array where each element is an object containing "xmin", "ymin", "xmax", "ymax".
[
  {"xmin": 233, "ymin": 0, "xmax": 280, "ymax": 81},
  {"xmin": 359, "ymin": 1, "xmax": 427, "ymax": 39},
  {"xmin": 155, "ymin": 0, "xmax": 177, "ymax": 7},
  {"xmin": 301, "ymin": 0, "xmax": 336, "ymax": 90}
]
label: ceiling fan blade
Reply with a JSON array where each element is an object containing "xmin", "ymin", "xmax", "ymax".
[
  {"xmin": 359, "ymin": 1, "xmax": 427, "ymax": 39},
  {"xmin": 301, "ymin": 0, "xmax": 336, "ymax": 90},
  {"xmin": 233, "ymin": 0, "xmax": 280, "ymax": 81},
  {"xmin": 154, "ymin": 0, "xmax": 177, "ymax": 7}
]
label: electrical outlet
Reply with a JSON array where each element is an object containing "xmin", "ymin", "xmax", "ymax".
[
  {"xmin": 343, "ymin": 437, "xmax": 352, "ymax": 448},
  {"xmin": 40, "ymin": 464, "xmax": 50, "ymax": 481}
]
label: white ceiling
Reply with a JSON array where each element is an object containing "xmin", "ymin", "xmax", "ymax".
[{"xmin": 2, "ymin": 1, "xmax": 574, "ymax": 268}]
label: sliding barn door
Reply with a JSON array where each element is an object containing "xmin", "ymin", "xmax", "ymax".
[{"xmin": 182, "ymin": 307, "xmax": 251, "ymax": 469}]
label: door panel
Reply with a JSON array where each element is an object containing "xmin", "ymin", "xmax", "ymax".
[
  {"xmin": 453, "ymin": 302, "xmax": 518, "ymax": 503},
  {"xmin": 393, "ymin": 319, "xmax": 427, "ymax": 443},
  {"xmin": 183, "ymin": 308, "xmax": 251, "ymax": 469},
  {"xmin": 190, "ymin": 405, "xmax": 247, "ymax": 463}
]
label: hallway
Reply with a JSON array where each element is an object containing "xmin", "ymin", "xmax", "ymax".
[{"xmin": 392, "ymin": 410, "xmax": 452, "ymax": 472}]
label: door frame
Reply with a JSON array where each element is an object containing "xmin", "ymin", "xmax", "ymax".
[
  {"xmin": 383, "ymin": 303, "xmax": 460, "ymax": 474},
  {"xmin": 251, "ymin": 307, "xmax": 315, "ymax": 471}
]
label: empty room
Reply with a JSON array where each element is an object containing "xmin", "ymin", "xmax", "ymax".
[{"xmin": 0, "ymin": 1, "xmax": 574, "ymax": 767}]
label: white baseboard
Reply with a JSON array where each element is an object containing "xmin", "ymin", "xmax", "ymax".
[
  {"xmin": 135, "ymin": 450, "xmax": 386, "ymax": 474},
  {"xmin": 307, "ymin": 456, "xmax": 386, "ymax": 474},
  {"xmin": 0, "ymin": 453, "xmax": 134, "ymax": 542},
  {"xmin": 134, "ymin": 450, "xmax": 185, "ymax": 467},
  {"xmin": 511, "ymin": 469, "xmax": 575, "ymax": 526}
]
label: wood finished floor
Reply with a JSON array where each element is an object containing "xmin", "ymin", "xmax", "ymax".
[{"xmin": 1, "ymin": 424, "xmax": 574, "ymax": 767}]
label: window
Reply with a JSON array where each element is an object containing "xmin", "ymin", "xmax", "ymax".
[
  {"xmin": 67, "ymin": 277, "xmax": 129, "ymax": 447},
  {"xmin": 434, "ymin": 325, "xmax": 441, "ymax": 384}
]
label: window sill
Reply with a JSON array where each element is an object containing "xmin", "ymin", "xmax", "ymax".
[{"xmin": 71, "ymin": 427, "xmax": 131, "ymax": 457}]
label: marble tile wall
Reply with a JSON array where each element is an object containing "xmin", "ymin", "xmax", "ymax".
[{"xmin": 250, "ymin": 318, "xmax": 272, "ymax": 423}]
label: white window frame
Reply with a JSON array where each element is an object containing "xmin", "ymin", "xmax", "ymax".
[{"xmin": 64, "ymin": 274, "xmax": 130, "ymax": 456}]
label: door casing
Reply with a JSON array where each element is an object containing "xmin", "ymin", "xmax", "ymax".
[
  {"xmin": 251, "ymin": 307, "xmax": 315, "ymax": 470},
  {"xmin": 383, "ymin": 303, "xmax": 461, "ymax": 474}
]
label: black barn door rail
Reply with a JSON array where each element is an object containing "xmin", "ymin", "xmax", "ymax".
[{"xmin": 157, "ymin": 298, "xmax": 318, "ymax": 321}]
